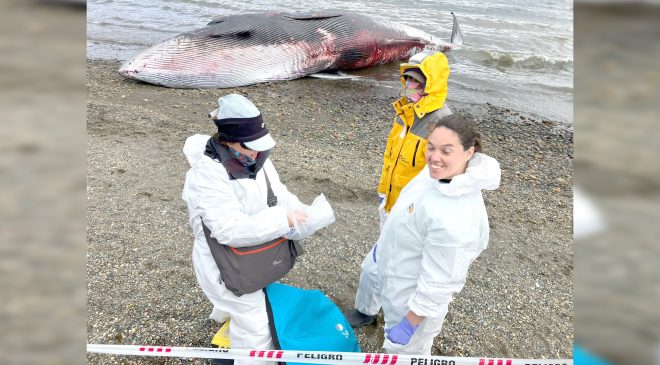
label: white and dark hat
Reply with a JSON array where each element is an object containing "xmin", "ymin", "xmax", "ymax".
[
  {"xmin": 208, "ymin": 94, "xmax": 276, "ymax": 151},
  {"xmin": 402, "ymin": 68, "xmax": 426, "ymax": 83}
]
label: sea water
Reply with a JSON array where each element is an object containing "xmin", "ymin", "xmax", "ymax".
[{"xmin": 87, "ymin": 0, "xmax": 573, "ymax": 122}]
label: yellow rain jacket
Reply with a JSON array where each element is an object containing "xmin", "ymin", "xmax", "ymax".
[{"xmin": 378, "ymin": 51, "xmax": 453, "ymax": 213}]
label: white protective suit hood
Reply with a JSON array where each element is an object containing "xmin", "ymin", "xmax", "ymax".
[
  {"xmin": 435, "ymin": 152, "xmax": 501, "ymax": 197},
  {"xmin": 184, "ymin": 134, "xmax": 210, "ymax": 169}
]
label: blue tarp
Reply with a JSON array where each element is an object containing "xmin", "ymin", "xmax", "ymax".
[
  {"xmin": 265, "ymin": 282, "xmax": 360, "ymax": 365},
  {"xmin": 574, "ymin": 344, "xmax": 611, "ymax": 365}
]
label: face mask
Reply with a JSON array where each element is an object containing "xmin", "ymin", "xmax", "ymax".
[
  {"xmin": 228, "ymin": 147, "xmax": 257, "ymax": 167},
  {"xmin": 405, "ymin": 79, "xmax": 425, "ymax": 103}
]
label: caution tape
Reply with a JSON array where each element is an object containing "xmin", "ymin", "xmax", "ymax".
[{"xmin": 87, "ymin": 344, "xmax": 572, "ymax": 365}]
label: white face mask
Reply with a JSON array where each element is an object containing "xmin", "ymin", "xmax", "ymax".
[{"xmin": 405, "ymin": 78, "xmax": 425, "ymax": 102}]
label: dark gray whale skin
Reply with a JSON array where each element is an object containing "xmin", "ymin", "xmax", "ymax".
[{"xmin": 118, "ymin": 11, "xmax": 461, "ymax": 88}]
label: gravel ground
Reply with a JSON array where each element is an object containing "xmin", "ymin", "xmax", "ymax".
[{"xmin": 87, "ymin": 59, "xmax": 573, "ymax": 364}]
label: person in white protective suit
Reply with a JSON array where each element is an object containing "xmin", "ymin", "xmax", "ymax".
[
  {"xmin": 345, "ymin": 51, "xmax": 455, "ymax": 328},
  {"xmin": 348, "ymin": 126, "xmax": 490, "ymax": 329},
  {"xmin": 367, "ymin": 114, "xmax": 501, "ymax": 354},
  {"xmin": 181, "ymin": 94, "xmax": 310, "ymax": 365}
]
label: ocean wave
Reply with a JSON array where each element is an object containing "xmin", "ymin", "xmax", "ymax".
[{"xmin": 474, "ymin": 51, "xmax": 573, "ymax": 72}]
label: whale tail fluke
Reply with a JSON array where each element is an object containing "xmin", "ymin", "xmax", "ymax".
[{"xmin": 450, "ymin": 12, "xmax": 463, "ymax": 47}]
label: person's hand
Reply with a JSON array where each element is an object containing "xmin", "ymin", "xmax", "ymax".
[
  {"xmin": 287, "ymin": 210, "xmax": 308, "ymax": 227},
  {"xmin": 385, "ymin": 317, "xmax": 418, "ymax": 345}
]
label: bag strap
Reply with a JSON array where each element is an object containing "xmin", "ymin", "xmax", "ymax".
[
  {"xmin": 263, "ymin": 169, "xmax": 301, "ymax": 255},
  {"xmin": 264, "ymin": 170, "xmax": 278, "ymax": 207}
]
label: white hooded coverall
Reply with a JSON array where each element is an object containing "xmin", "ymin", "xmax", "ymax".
[
  {"xmin": 356, "ymin": 155, "xmax": 489, "ymax": 316},
  {"xmin": 182, "ymin": 134, "xmax": 302, "ymax": 365},
  {"xmin": 372, "ymin": 153, "xmax": 501, "ymax": 354}
]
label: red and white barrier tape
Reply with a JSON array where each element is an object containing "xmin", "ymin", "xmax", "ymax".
[{"xmin": 87, "ymin": 344, "xmax": 572, "ymax": 365}]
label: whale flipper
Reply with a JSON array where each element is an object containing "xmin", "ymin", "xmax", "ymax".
[{"xmin": 308, "ymin": 71, "xmax": 360, "ymax": 80}]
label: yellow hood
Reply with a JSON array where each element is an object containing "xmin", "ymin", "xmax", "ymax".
[{"xmin": 396, "ymin": 52, "xmax": 450, "ymax": 118}]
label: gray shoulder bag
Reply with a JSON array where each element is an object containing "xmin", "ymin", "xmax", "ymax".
[{"xmin": 201, "ymin": 171, "xmax": 303, "ymax": 297}]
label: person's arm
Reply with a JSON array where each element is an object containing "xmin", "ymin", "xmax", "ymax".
[
  {"xmin": 408, "ymin": 209, "xmax": 476, "ymax": 318},
  {"xmin": 377, "ymin": 119, "xmax": 400, "ymax": 195},
  {"xmin": 262, "ymin": 159, "xmax": 310, "ymax": 230},
  {"xmin": 385, "ymin": 239, "xmax": 459, "ymax": 346},
  {"xmin": 386, "ymin": 207, "xmax": 467, "ymax": 346},
  {"xmin": 192, "ymin": 163, "xmax": 290, "ymax": 247}
]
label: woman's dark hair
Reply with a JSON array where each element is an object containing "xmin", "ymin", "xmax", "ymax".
[
  {"xmin": 429, "ymin": 114, "xmax": 482, "ymax": 152},
  {"xmin": 212, "ymin": 132, "xmax": 228, "ymax": 146}
]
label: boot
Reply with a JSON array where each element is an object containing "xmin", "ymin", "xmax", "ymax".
[
  {"xmin": 345, "ymin": 309, "xmax": 375, "ymax": 328},
  {"xmin": 210, "ymin": 359, "xmax": 234, "ymax": 365}
]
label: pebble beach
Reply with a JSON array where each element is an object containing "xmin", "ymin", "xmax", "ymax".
[{"xmin": 87, "ymin": 59, "xmax": 573, "ymax": 364}]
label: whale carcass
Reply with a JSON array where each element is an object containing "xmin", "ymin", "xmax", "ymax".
[{"xmin": 118, "ymin": 11, "xmax": 463, "ymax": 88}]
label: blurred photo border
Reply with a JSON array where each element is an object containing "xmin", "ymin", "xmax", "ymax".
[{"xmin": 1, "ymin": 1, "xmax": 658, "ymax": 364}]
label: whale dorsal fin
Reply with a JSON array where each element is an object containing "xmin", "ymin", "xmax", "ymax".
[{"xmin": 207, "ymin": 18, "xmax": 225, "ymax": 26}]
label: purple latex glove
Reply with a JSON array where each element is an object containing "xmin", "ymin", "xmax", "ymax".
[{"xmin": 385, "ymin": 317, "xmax": 419, "ymax": 345}]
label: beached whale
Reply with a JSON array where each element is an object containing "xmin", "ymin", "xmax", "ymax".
[{"xmin": 118, "ymin": 11, "xmax": 463, "ymax": 88}]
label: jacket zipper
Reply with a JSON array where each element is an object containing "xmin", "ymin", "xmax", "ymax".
[{"xmin": 412, "ymin": 140, "xmax": 420, "ymax": 167}]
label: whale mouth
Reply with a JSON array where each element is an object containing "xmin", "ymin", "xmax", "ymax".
[
  {"xmin": 118, "ymin": 59, "xmax": 146, "ymax": 80},
  {"xmin": 118, "ymin": 66, "xmax": 132, "ymax": 78},
  {"xmin": 118, "ymin": 61, "xmax": 133, "ymax": 78}
]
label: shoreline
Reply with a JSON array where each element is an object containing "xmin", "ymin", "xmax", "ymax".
[
  {"xmin": 88, "ymin": 57, "xmax": 574, "ymax": 125},
  {"xmin": 87, "ymin": 59, "xmax": 573, "ymax": 360}
]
